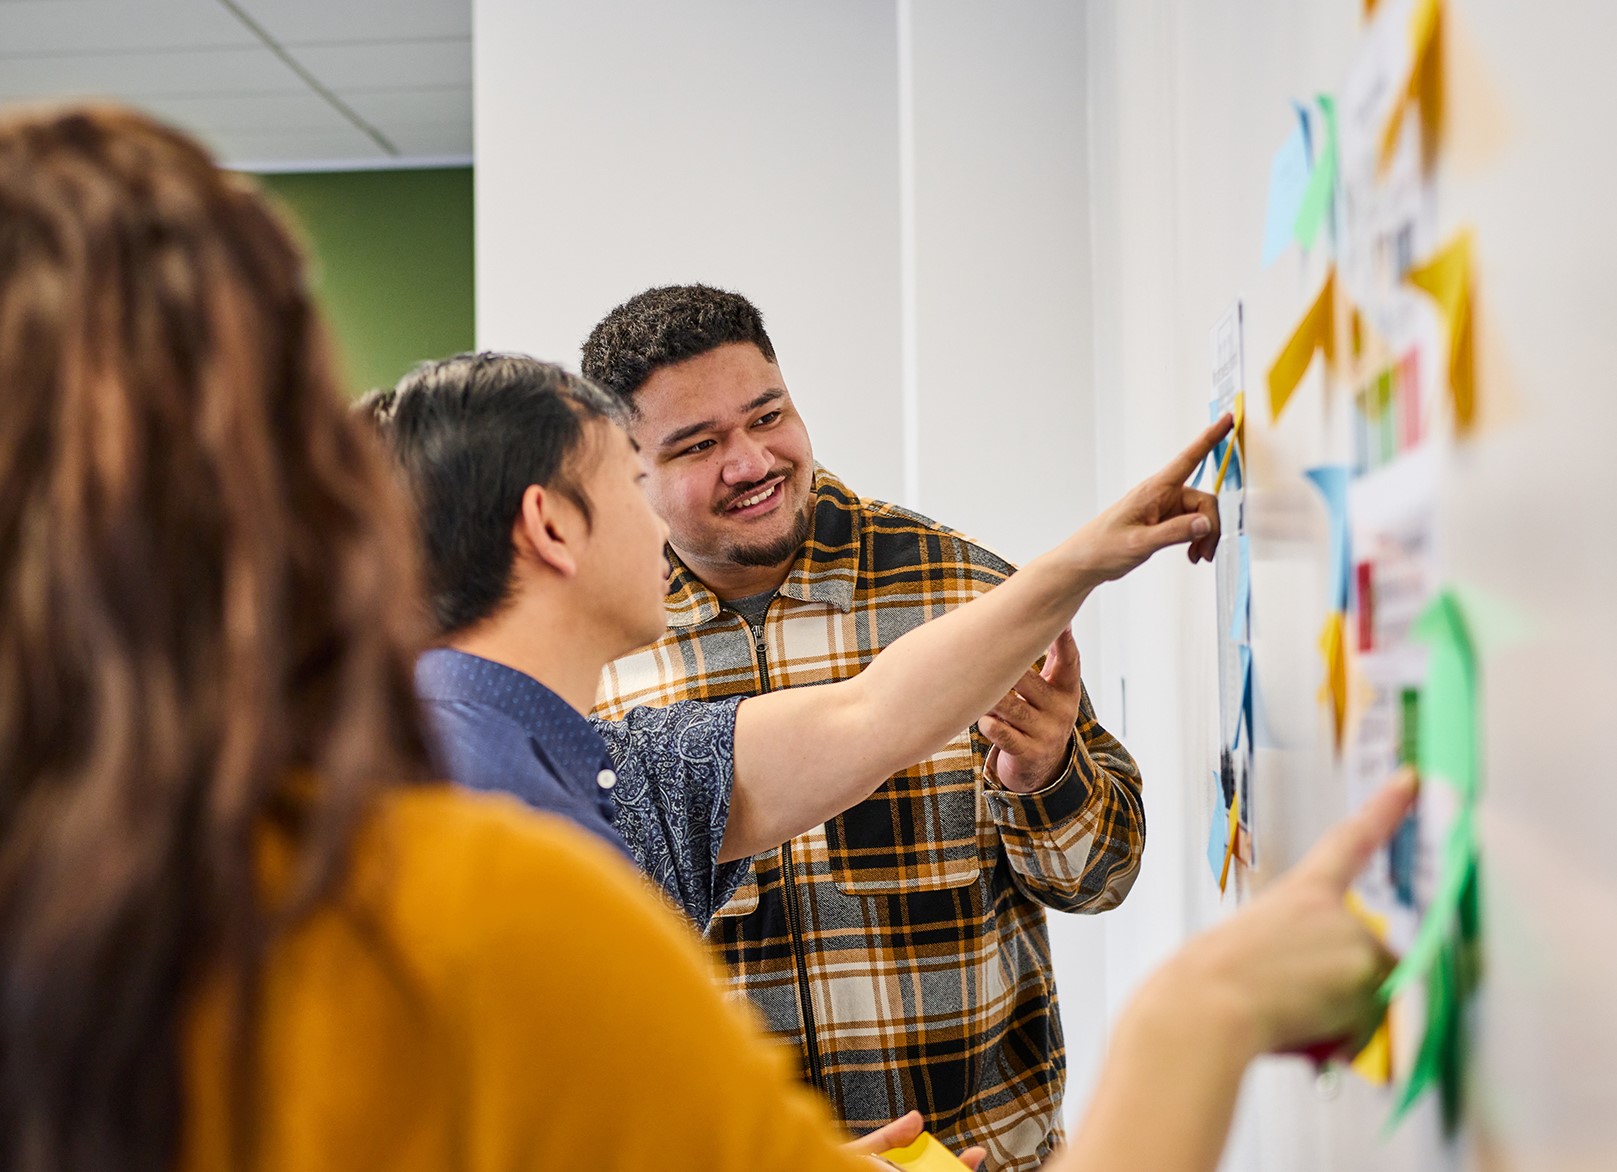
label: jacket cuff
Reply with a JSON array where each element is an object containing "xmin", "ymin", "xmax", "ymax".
[{"xmin": 983, "ymin": 733, "xmax": 1097, "ymax": 828}]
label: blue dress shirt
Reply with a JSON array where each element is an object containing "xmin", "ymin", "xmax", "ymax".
[{"xmin": 415, "ymin": 648, "xmax": 747, "ymax": 928}]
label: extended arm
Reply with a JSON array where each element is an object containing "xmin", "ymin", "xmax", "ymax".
[{"xmin": 719, "ymin": 416, "xmax": 1230, "ymax": 863}]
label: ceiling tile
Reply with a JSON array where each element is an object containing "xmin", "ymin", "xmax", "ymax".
[
  {"xmin": 340, "ymin": 86, "xmax": 471, "ymax": 133},
  {"xmin": 207, "ymin": 123, "xmax": 388, "ymax": 169},
  {"xmin": 236, "ymin": 0, "xmax": 469, "ymax": 44},
  {"xmin": 293, "ymin": 39, "xmax": 471, "ymax": 92},
  {"xmin": 132, "ymin": 91, "xmax": 349, "ymax": 134},
  {"xmin": 0, "ymin": 0, "xmax": 253, "ymax": 55},
  {"xmin": 377, "ymin": 119, "xmax": 472, "ymax": 160},
  {"xmin": 0, "ymin": 1, "xmax": 473, "ymax": 167},
  {"xmin": 0, "ymin": 47, "xmax": 303, "ymax": 101}
]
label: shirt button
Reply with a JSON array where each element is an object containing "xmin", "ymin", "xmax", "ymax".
[{"xmin": 596, "ymin": 768, "xmax": 618, "ymax": 791}]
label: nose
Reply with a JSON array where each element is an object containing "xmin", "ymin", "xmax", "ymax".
[{"xmin": 720, "ymin": 432, "xmax": 772, "ymax": 486}]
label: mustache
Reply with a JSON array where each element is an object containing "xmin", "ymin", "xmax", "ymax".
[{"xmin": 716, "ymin": 467, "xmax": 794, "ymax": 513}]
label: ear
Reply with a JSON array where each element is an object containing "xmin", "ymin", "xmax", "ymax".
[{"xmin": 512, "ymin": 484, "xmax": 582, "ymax": 579}]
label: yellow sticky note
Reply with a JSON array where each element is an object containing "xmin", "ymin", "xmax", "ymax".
[
  {"xmin": 1406, "ymin": 231, "xmax": 1476, "ymax": 436},
  {"xmin": 1317, "ymin": 611, "xmax": 1348, "ymax": 752},
  {"xmin": 1218, "ymin": 786, "xmax": 1241, "ymax": 894},
  {"xmin": 1378, "ymin": 0, "xmax": 1444, "ymax": 175},
  {"xmin": 1213, "ymin": 392, "xmax": 1245, "ymax": 493},
  {"xmin": 1344, "ymin": 893, "xmax": 1394, "ymax": 1085},
  {"xmin": 881, "ymin": 1132, "xmax": 969, "ymax": 1170},
  {"xmin": 1267, "ymin": 272, "xmax": 1336, "ymax": 424}
]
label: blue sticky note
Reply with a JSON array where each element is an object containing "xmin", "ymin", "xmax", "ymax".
[
  {"xmin": 1305, "ymin": 466, "xmax": 1353, "ymax": 611},
  {"xmin": 1230, "ymin": 534, "xmax": 1252, "ymax": 643},
  {"xmin": 1207, "ymin": 770, "xmax": 1230, "ymax": 882},
  {"xmin": 1261, "ymin": 105, "xmax": 1313, "ymax": 267},
  {"xmin": 1190, "ymin": 451, "xmax": 1209, "ymax": 490},
  {"xmin": 1232, "ymin": 644, "xmax": 1253, "ymax": 750}
]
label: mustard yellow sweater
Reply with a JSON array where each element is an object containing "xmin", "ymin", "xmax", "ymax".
[{"xmin": 181, "ymin": 785, "xmax": 867, "ymax": 1170}]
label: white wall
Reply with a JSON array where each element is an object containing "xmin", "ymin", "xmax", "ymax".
[
  {"xmin": 902, "ymin": 0, "xmax": 1107, "ymax": 1114},
  {"xmin": 474, "ymin": 0, "xmax": 905, "ymax": 502}
]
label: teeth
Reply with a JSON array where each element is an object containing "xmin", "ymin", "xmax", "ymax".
[{"xmin": 733, "ymin": 483, "xmax": 777, "ymax": 510}]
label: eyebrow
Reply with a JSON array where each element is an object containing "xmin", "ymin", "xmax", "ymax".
[{"xmin": 657, "ymin": 389, "xmax": 784, "ymax": 450}]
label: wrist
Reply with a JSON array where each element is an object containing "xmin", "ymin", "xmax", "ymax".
[
  {"xmin": 1133, "ymin": 946, "xmax": 1267, "ymax": 1067},
  {"xmin": 1022, "ymin": 543, "xmax": 1100, "ymax": 612}
]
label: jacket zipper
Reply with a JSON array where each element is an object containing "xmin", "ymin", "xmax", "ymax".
[{"xmin": 747, "ymin": 613, "xmax": 826, "ymax": 1092}]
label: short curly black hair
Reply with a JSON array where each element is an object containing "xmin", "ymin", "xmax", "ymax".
[{"xmin": 580, "ymin": 284, "xmax": 778, "ymax": 407}]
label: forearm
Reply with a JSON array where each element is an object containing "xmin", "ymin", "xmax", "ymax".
[
  {"xmin": 721, "ymin": 548, "xmax": 1099, "ymax": 861},
  {"xmin": 851, "ymin": 546, "xmax": 1098, "ymax": 780},
  {"xmin": 1049, "ymin": 968, "xmax": 1260, "ymax": 1172}
]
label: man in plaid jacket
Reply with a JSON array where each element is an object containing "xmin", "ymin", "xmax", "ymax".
[{"xmin": 584, "ymin": 286, "xmax": 1145, "ymax": 1172}]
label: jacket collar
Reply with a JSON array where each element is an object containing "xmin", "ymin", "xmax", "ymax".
[{"xmin": 663, "ymin": 466, "xmax": 861, "ymax": 629}]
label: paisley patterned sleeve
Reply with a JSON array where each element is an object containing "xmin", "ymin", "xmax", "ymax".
[{"xmin": 589, "ymin": 696, "xmax": 749, "ymax": 930}]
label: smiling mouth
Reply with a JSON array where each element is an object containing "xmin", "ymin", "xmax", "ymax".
[{"xmin": 723, "ymin": 477, "xmax": 785, "ymax": 515}]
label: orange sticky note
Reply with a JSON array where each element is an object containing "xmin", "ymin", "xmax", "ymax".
[
  {"xmin": 1317, "ymin": 611, "xmax": 1348, "ymax": 752},
  {"xmin": 1406, "ymin": 231, "xmax": 1476, "ymax": 436},
  {"xmin": 1378, "ymin": 0, "xmax": 1444, "ymax": 175},
  {"xmin": 1213, "ymin": 392, "xmax": 1245, "ymax": 493},
  {"xmin": 881, "ymin": 1132, "xmax": 970, "ymax": 1170},
  {"xmin": 1267, "ymin": 272, "xmax": 1336, "ymax": 424},
  {"xmin": 1218, "ymin": 786, "xmax": 1241, "ymax": 893}
]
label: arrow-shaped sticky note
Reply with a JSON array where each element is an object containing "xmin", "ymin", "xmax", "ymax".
[
  {"xmin": 1412, "ymin": 588, "xmax": 1481, "ymax": 798},
  {"xmin": 1317, "ymin": 610, "xmax": 1349, "ymax": 752},
  {"xmin": 1207, "ymin": 770, "xmax": 1231, "ymax": 886},
  {"xmin": 1345, "ymin": 891, "xmax": 1394, "ymax": 1086},
  {"xmin": 1407, "ymin": 231, "xmax": 1477, "ymax": 437},
  {"xmin": 1213, "ymin": 392, "xmax": 1246, "ymax": 493},
  {"xmin": 1294, "ymin": 94, "xmax": 1338, "ymax": 252},
  {"xmin": 1262, "ymin": 104, "xmax": 1314, "ymax": 267},
  {"xmin": 1268, "ymin": 271, "xmax": 1337, "ymax": 424},
  {"xmin": 1218, "ymin": 784, "xmax": 1242, "ymax": 893},
  {"xmin": 1378, "ymin": 0, "xmax": 1444, "ymax": 175},
  {"xmin": 1305, "ymin": 466, "xmax": 1353, "ymax": 612},
  {"xmin": 1232, "ymin": 644, "xmax": 1253, "ymax": 751},
  {"xmin": 1230, "ymin": 534, "xmax": 1252, "ymax": 642},
  {"xmin": 1380, "ymin": 805, "xmax": 1477, "ymax": 1003}
]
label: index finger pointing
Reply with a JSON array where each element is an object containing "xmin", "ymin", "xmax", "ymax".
[
  {"xmin": 1161, "ymin": 414, "xmax": 1235, "ymax": 486},
  {"xmin": 1296, "ymin": 768, "xmax": 1420, "ymax": 891}
]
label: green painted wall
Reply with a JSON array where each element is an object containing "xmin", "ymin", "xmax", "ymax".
[{"xmin": 256, "ymin": 167, "xmax": 474, "ymax": 396}]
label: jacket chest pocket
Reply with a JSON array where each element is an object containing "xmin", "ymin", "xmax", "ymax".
[{"xmin": 826, "ymin": 730, "xmax": 983, "ymax": 895}]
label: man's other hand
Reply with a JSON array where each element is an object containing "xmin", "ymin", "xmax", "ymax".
[{"xmin": 981, "ymin": 627, "xmax": 1083, "ymax": 794}]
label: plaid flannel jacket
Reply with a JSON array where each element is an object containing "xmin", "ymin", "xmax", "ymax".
[{"xmin": 594, "ymin": 469, "xmax": 1145, "ymax": 1172}]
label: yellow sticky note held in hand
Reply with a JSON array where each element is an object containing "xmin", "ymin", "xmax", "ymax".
[{"xmin": 881, "ymin": 1131, "xmax": 970, "ymax": 1170}]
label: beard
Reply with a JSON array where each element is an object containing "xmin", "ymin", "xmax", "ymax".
[{"xmin": 721, "ymin": 498, "xmax": 814, "ymax": 568}]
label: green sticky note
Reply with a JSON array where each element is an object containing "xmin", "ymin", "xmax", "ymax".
[
  {"xmin": 1458, "ymin": 851, "xmax": 1483, "ymax": 947},
  {"xmin": 1439, "ymin": 941, "xmax": 1468, "ymax": 1135},
  {"xmin": 1389, "ymin": 936, "xmax": 1452, "ymax": 1127},
  {"xmin": 1380, "ymin": 811, "xmax": 1476, "ymax": 1003},
  {"xmin": 1293, "ymin": 94, "xmax": 1338, "ymax": 251},
  {"xmin": 1413, "ymin": 590, "xmax": 1481, "ymax": 798},
  {"xmin": 1386, "ymin": 844, "xmax": 1485, "ymax": 1133}
]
